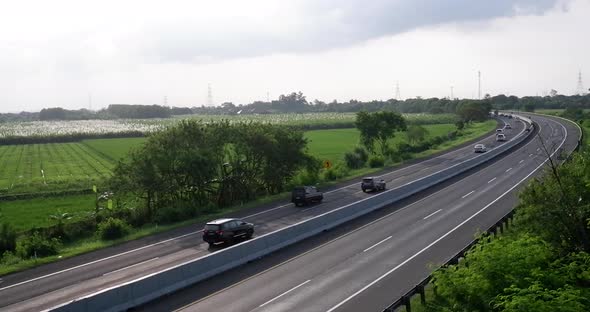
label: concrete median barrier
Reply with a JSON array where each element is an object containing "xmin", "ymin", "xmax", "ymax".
[{"xmin": 48, "ymin": 116, "xmax": 533, "ymax": 312}]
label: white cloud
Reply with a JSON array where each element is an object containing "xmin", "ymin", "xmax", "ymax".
[{"xmin": 0, "ymin": 0, "xmax": 587, "ymax": 112}]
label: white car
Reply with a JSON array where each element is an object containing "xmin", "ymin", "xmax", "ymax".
[
  {"xmin": 474, "ymin": 144, "xmax": 487, "ymax": 153},
  {"xmin": 496, "ymin": 133, "xmax": 506, "ymax": 142},
  {"xmin": 505, "ymin": 124, "xmax": 512, "ymax": 129},
  {"xmin": 496, "ymin": 128, "xmax": 504, "ymax": 133}
]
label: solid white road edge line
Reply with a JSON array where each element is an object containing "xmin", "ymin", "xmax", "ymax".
[
  {"xmin": 423, "ymin": 209, "xmax": 442, "ymax": 220},
  {"xmin": 325, "ymin": 118, "xmax": 567, "ymax": 312},
  {"xmin": 259, "ymin": 280, "xmax": 311, "ymax": 308},
  {"xmin": 363, "ymin": 236, "xmax": 393, "ymax": 253},
  {"xmin": 1, "ymin": 122, "xmax": 510, "ymax": 292}
]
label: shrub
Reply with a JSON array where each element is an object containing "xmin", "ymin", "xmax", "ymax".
[
  {"xmin": 323, "ymin": 162, "xmax": 349, "ymax": 181},
  {"xmin": 0, "ymin": 222, "xmax": 17, "ymax": 254},
  {"xmin": 1, "ymin": 251, "xmax": 22, "ymax": 265},
  {"xmin": 353, "ymin": 146, "xmax": 369, "ymax": 163},
  {"xmin": 97, "ymin": 218, "xmax": 130, "ymax": 240},
  {"xmin": 16, "ymin": 232, "xmax": 61, "ymax": 258},
  {"xmin": 344, "ymin": 151, "xmax": 364, "ymax": 169},
  {"xmin": 368, "ymin": 156, "xmax": 385, "ymax": 168}
]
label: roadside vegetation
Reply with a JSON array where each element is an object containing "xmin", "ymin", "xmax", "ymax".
[{"xmin": 0, "ymin": 103, "xmax": 494, "ymax": 275}]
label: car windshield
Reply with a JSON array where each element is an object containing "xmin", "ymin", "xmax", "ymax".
[{"xmin": 362, "ymin": 178, "xmax": 373, "ymax": 183}]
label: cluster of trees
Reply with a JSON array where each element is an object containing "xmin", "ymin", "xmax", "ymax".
[
  {"xmin": 109, "ymin": 120, "xmax": 314, "ymax": 223},
  {"xmin": 426, "ymin": 150, "xmax": 590, "ymax": 311}
]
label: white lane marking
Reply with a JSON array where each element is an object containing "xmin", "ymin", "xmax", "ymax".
[
  {"xmin": 529, "ymin": 154, "xmax": 533, "ymax": 157},
  {"xmin": 519, "ymin": 160, "xmax": 524, "ymax": 164},
  {"xmin": 325, "ymin": 123, "xmax": 568, "ymax": 312},
  {"xmin": 506, "ymin": 168, "xmax": 512, "ymax": 172},
  {"xmin": 54, "ymin": 118, "xmax": 541, "ymax": 312},
  {"xmin": 102, "ymin": 258, "xmax": 159, "ymax": 276},
  {"xmin": 0, "ymin": 231, "xmax": 197, "ymax": 292},
  {"xmin": 259, "ymin": 280, "xmax": 311, "ymax": 308},
  {"xmin": 363, "ymin": 236, "xmax": 393, "ymax": 252},
  {"xmin": 4, "ymin": 124, "xmax": 510, "ymax": 291},
  {"xmin": 487, "ymin": 177, "xmax": 497, "ymax": 184},
  {"xmin": 461, "ymin": 191, "xmax": 474, "ymax": 199},
  {"xmin": 422, "ymin": 209, "xmax": 442, "ymax": 220},
  {"xmin": 537, "ymin": 148, "xmax": 540, "ymax": 151}
]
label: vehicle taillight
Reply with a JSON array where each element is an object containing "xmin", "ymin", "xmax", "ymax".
[{"xmin": 216, "ymin": 230, "xmax": 223, "ymax": 235}]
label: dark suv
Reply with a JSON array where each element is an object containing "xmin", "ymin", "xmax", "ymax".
[
  {"xmin": 202, "ymin": 218, "xmax": 254, "ymax": 247},
  {"xmin": 291, "ymin": 186, "xmax": 324, "ymax": 206}
]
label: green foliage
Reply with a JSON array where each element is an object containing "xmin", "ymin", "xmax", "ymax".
[
  {"xmin": 355, "ymin": 111, "xmax": 407, "ymax": 155},
  {"xmin": 323, "ymin": 162, "xmax": 350, "ymax": 181},
  {"xmin": 456, "ymin": 101, "xmax": 491, "ymax": 122},
  {"xmin": 368, "ymin": 156, "xmax": 385, "ymax": 168},
  {"xmin": 406, "ymin": 125, "xmax": 429, "ymax": 144},
  {"xmin": 523, "ymin": 103, "xmax": 536, "ymax": 112},
  {"xmin": 0, "ymin": 222, "xmax": 17, "ymax": 253},
  {"xmin": 17, "ymin": 232, "xmax": 61, "ymax": 258},
  {"xmin": 455, "ymin": 120, "xmax": 464, "ymax": 131},
  {"xmin": 97, "ymin": 218, "xmax": 130, "ymax": 240},
  {"xmin": 515, "ymin": 151, "xmax": 590, "ymax": 253},
  {"xmin": 344, "ymin": 147, "xmax": 369, "ymax": 169}
]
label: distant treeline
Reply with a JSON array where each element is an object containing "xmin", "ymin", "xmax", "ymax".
[
  {"xmin": 1, "ymin": 92, "xmax": 589, "ymax": 122},
  {"xmin": 0, "ymin": 131, "xmax": 146, "ymax": 146}
]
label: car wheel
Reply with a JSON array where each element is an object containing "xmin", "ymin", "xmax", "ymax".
[
  {"xmin": 246, "ymin": 229, "xmax": 254, "ymax": 239},
  {"xmin": 208, "ymin": 242, "xmax": 214, "ymax": 248}
]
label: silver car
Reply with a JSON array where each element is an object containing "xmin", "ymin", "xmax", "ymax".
[{"xmin": 474, "ymin": 144, "xmax": 486, "ymax": 153}]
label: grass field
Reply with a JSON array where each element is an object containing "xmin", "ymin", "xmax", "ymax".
[
  {"xmin": 82, "ymin": 137, "xmax": 147, "ymax": 161},
  {"xmin": 305, "ymin": 124, "xmax": 457, "ymax": 162},
  {"xmin": 0, "ymin": 143, "xmax": 114, "ymax": 195}
]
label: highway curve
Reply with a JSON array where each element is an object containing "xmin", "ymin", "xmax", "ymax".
[
  {"xmin": 0, "ymin": 117, "xmax": 524, "ymax": 311},
  {"xmin": 137, "ymin": 114, "xmax": 579, "ymax": 312}
]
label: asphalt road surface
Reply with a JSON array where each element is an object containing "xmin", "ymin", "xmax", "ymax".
[
  {"xmin": 135, "ymin": 114, "xmax": 579, "ymax": 312},
  {"xmin": 0, "ymin": 116, "xmax": 549, "ymax": 311}
]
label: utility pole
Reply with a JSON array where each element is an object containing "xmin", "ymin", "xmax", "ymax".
[
  {"xmin": 450, "ymin": 86, "xmax": 454, "ymax": 100},
  {"xmin": 266, "ymin": 91, "xmax": 270, "ymax": 102},
  {"xmin": 478, "ymin": 70, "xmax": 481, "ymax": 100},
  {"xmin": 163, "ymin": 95, "xmax": 168, "ymax": 106},
  {"xmin": 395, "ymin": 81, "xmax": 401, "ymax": 100},
  {"xmin": 207, "ymin": 83, "xmax": 214, "ymax": 106},
  {"xmin": 576, "ymin": 70, "xmax": 585, "ymax": 95}
]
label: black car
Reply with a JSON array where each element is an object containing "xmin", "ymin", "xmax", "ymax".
[
  {"xmin": 202, "ymin": 218, "xmax": 254, "ymax": 247},
  {"xmin": 291, "ymin": 186, "xmax": 324, "ymax": 206}
]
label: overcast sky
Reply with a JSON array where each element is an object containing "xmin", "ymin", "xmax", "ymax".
[{"xmin": 1, "ymin": 0, "xmax": 588, "ymax": 112}]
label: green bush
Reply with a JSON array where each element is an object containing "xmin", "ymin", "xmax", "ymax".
[
  {"xmin": 323, "ymin": 162, "xmax": 350, "ymax": 181},
  {"xmin": 344, "ymin": 151, "xmax": 364, "ymax": 169},
  {"xmin": 16, "ymin": 232, "xmax": 61, "ymax": 258},
  {"xmin": 97, "ymin": 218, "xmax": 130, "ymax": 240},
  {"xmin": 1, "ymin": 251, "xmax": 22, "ymax": 265},
  {"xmin": 368, "ymin": 156, "xmax": 385, "ymax": 168},
  {"xmin": 353, "ymin": 146, "xmax": 369, "ymax": 163},
  {"xmin": 0, "ymin": 222, "xmax": 17, "ymax": 254}
]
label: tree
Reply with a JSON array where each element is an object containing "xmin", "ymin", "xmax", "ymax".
[
  {"xmin": 355, "ymin": 111, "xmax": 407, "ymax": 155},
  {"xmin": 406, "ymin": 125, "xmax": 429, "ymax": 144},
  {"xmin": 457, "ymin": 101, "xmax": 491, "ymax": 122}
]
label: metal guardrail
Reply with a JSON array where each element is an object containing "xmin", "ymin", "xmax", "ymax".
[{"xmin": 48, "ymin": 117, "xmax": 534, "ymax": 312}]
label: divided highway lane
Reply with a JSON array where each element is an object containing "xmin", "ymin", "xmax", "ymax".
[
  {"xmin": 149, "ymin": 114, "xmax": 578, "ymax": 312},
  {"xmin": 0, "ymin": 119, "xmax": 517, "ymax": 310}
]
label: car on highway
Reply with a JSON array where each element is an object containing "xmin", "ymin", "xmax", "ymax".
[
  {"xmin": 291, "ymin": 186, "xmax": 324, "ymax": 206},
  {"xmin": 496, "ymin": 133, "xmax": 506, "ymax": 142},
  {"xmin": 202, "ymin": 218, "xmax": 254, "ymax": 247},
  {"xmin": 505, "ymin": 124, "xmax": 512, "ymax": 129},
  {"xmin": 361, "ymin": 177, "xmax": 386, "ymax": 192},
  {"xmin": 474, "ymin": 144, "xmax": 487, "ymax": 153},
  {"xmin": 496, "ymin": 128, "xmax": 504, "ymax": 133}
]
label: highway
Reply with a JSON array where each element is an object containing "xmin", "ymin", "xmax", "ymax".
[
  {"xmin": 134, "ymin": 114, "xmax": 580, "ymax": 312},
  {"xmin": 0, "ymin": 117, "xmax": 512, "ymax": 311}
]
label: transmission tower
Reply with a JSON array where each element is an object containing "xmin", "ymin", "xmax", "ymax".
[
  {"xmin": 163, "ymin": 95, "xmax": 168, "ymax": 106},
  {"xmin": 450, "ymin": 86, "xmax": 454, "ymax": 100},
  {"xmin": 266, "ymin": 91, "xmax": 270, "ymax": 102},
  {"xmin": 576, "ymin": 70, "xmax": 586, "ymax": 95},
  {"xmin": 395, "ymin": 82, "xmax": 401, "ymax": 100},
  {"xmin": 207, "ymin": 83, "xmax": 214, "ymax": 106},
  {"xmin": 478, "ymin": 71, "xmax": 481, "ymax": 100},
  {"xmin": 88, "ymin": 93, "xmax": 92, "ymax": 110}
]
